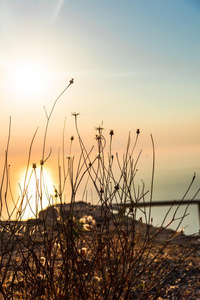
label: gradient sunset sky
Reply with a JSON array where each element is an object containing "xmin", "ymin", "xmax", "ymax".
[{"xmin": 0, "ymin": 0, "xmax": 200, "ymax": 212}]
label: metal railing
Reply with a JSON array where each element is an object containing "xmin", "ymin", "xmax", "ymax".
[{"xmin": 112, "ymin": 200, "xmax": 200, "ymax": 227}]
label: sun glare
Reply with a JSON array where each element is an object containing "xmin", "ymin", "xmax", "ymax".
[
  {"xmin": 8, "ymin": 61, "xmax": 50, "ymax": 99},
  {"xmin": 19, "ymin": 166, "xmax": 55, "ymax": 220}
]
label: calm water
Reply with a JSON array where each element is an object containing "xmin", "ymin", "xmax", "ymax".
[{"xmin": 135, "ymin": 204, "xmax": 199, "ymax": 236}]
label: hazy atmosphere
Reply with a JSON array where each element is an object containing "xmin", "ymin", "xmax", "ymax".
[
  {"xmin": 0, "ymin": 1, "xmax": 200, "ymax": 228},
  {"xmin": 1, "ymin": 3, "xmax": 200, "ymax": 298}
]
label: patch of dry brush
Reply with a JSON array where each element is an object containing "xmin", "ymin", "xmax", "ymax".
[{"xmin": 0, "ymin": 80, "xmax": 199, "ymax": 299}]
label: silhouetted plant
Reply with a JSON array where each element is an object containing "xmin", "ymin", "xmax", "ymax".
[{"xmin": 0, "ymin": 80, "xmax": 199, "ymax": 299}]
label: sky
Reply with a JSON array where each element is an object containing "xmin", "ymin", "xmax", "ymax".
[{"xmin": 0, "ymin": 0, "xmax": 200, "ymax": 225}]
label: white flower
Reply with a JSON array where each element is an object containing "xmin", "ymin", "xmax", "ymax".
[
  {"xmin": 86, "ymin": 215, "xmax": 92, "ymax": 222},
  {"xmin": 80, "ymin": 215, "xmax": 96, "ymax": 227},
  {"xmin": 40, "ymin": 257, "xmax": 46, "ymax": 266},
  {"xmin": 54, "ymin": 241, "xmax": 61, "ymax": 249},
  {"xmin": 80, "ymin": 216, "xmax": 87, "ymax": 224},
  {"xmin": 91, "ymin": 219, "xmax": 96, "ymax": 226},
  {"xmin": 83, "ymin": 224, "xmax": 92, "ymax": 231},
  {"xmin": 79, "ymin": 247, "xmax": 87, "ymax": 257},
  {"xmin": 91, "ymin": 276, "xmax": 100, "ymax": 284}
]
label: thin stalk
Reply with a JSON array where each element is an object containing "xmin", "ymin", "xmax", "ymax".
[
  {"xmin": 41, "ymin": 80, "xmax": 73, "ymax": 163},
  {"xmin": 148, "ymin": 134, "xmax": 155, "ymax": 225}
]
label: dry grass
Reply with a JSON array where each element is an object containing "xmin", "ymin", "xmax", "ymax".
[{"xmin": 0, "ymin": 80, "xmax": 199, "ymax": 299}]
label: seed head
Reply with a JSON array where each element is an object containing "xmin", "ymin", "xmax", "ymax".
[
  {"xmin": 95, "ymin": 134, "xmax": 102, "ymax": 140},
  {"xmin": 71, "ymin": 112, "xmax": 80, "ymax": 117},
  {"xmin": 54, "ymin": 188, "xmax": 58, "ymax": 198},
  {"xmin": 109, "ymin": 129, "xmax": 114, "ymax": 136},
  {"xmin": 66, "ymin": 155, "xmax": 73, "ymax": 160},
  {"xmin": 100, "ymin": 188, "xmax": 104, "ymax": 194},
  {"xmin": 114, "ymin": 184, "xmax": 119, "ymax": 191},
  {"xmin": 95, "ymin": 125, "xmax": 104, "ymax": 133}
]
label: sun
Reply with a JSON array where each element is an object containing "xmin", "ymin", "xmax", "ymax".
[
  {"xmin": 9, "ymin": 60, "xmax": 50, "ymax": 98},
  {"xmin": 19, "ymin": 166, "xmax": 55, "ymax": 220}
]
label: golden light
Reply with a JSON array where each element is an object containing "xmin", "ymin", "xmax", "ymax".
[
  {"xmin": 19, "ymin": 166, "xmax": 55, "ymax": 220},
  {"xmin": 7, "ymin": 60, "xmax": 51, "ymax": 99}
]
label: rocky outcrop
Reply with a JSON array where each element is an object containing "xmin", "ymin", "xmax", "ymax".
[
  {"xmin": 38, "ymin": 201, "xmax": 119, "ymax": 225},
  {"xmin": 38, "ymin": 201, "xmax": 101, "ymax": 224}
]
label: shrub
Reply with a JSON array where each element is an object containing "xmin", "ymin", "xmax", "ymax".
[{"xmin": 0, "ymin": 80, "xmax": 198, "ymax": 299}]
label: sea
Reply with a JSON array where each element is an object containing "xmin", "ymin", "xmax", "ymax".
[{"xmin": 134, "ymin": 203, "xmax": 199, "ymax": 236}]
